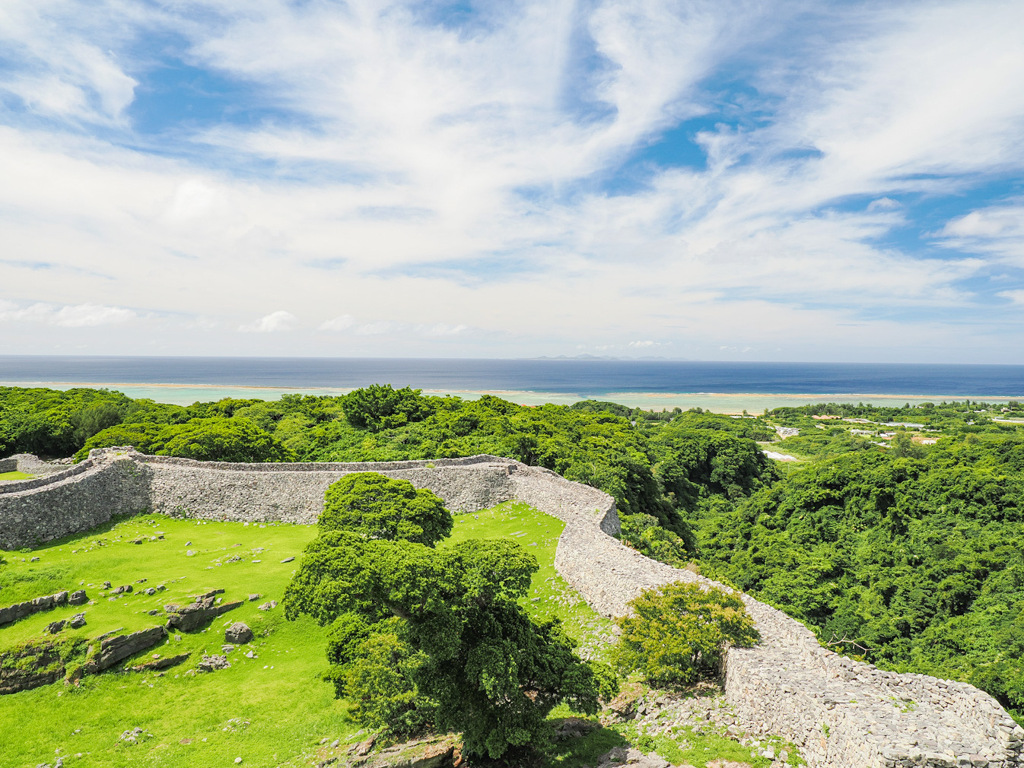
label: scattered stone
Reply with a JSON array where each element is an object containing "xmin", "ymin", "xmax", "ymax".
[
  {"xmin": 119, "ymin": 727, "xmax": 144, "ymax": 744},
  {"xmin": 185, "ymin": 550, "xmax": 196, "ymax": 557},
  {"xmin": 103, "ymin": 582, "xmax": 111, "ymax": 589},
  {"xmin": 30, "ymin": 556, "xmax": 39, "ymax": 562},
  {"xmin": 280, "ymin": 556, "xmax": 295, "ymax": 564},
  {"xmin": 595, "ymin": 747, "xmax": 670, "ymax": 768},
  {"xmin": 258, "ymin": 601, "xmax": 277, "ymax": 611},
  {"xmin": 145, "ymin": 588, "xmax": 156, "ymax": 596},
  {"xmin": 68, "ymin": 613, "xmax": 86, "ymax": 629},
  {"xmin": 197, "ymin": 654, "xmax": 230, "ymax": 673},
  {"xmin": 248, "ymin": 594, "xmax": 261, "ymax": 602},
  {"xmin": 111, "ymin": 585, "xmax": 133, "ymax": 595},
  {"xmin": 68, "ymin": 590, "xmax": 88, "ymax": 606},
  {"xmin": 46, "ymin": 619, "xmax": 67, "ymax": 634},
  {"xmin": 225, "ymin": 622, "xmax": 253, "ymax": 644}
]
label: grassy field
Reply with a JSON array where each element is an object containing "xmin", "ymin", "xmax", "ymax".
[
  {"xmin": 1, "ymin": 505, "xmax": 790, "ymax": 768},
  {"xmin": 0, "ymin": 470, "xmax": 33, "ymax": 481},
  {"xmin": 0, "ymin": 504, "xmax": 617, "ymax": 768}
]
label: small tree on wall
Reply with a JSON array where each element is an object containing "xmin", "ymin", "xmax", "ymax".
[{"xmin": 614, "ymin": 581, "xmax": 759, "ymax": 686}]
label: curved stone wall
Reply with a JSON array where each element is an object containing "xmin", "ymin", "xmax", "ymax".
[{"xmin": 0, "ymin": 448, "xmax": 1021, "ymax": 767}]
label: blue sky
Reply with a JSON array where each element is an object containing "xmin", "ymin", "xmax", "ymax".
[{"xmin": 1, "ymin": 0, "xmax": 1023, "ymax": 362}]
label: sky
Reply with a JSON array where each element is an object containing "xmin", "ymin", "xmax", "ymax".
[{"xmin": 1, "ymin": 0, "xmax": 1024, "ymax": 363}]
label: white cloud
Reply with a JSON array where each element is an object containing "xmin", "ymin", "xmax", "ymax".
[
  {"xmin": 416, "ymin": 323, "xmax": 468, "ymax": 337},
  {"xmin": 997, "ymin": 290, "xmax": 1024, "ymax": 305},
  {"xmin": 0, "ymin": 301, "xmax": 136, "ymax": 327},
  {"xmin": 0, "ymin": 0, "xmax": 140, "ymax": 124},
  {"xmin": 318, "ymin": 315, "xmax": 357, "ymax": 332},
  {"xmin": 1, "ymin": 1, "xmax": 1023, "ymax": 361},
  {"xmin": 239, "ymin": 311, "xmax": 296, "ymax": 333},
  {"xmin": 937, "ymin": 201, "xmax": 1024, "ymax": 265}
]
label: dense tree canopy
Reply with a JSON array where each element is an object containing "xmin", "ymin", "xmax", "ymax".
[
  {"xmin": 320, "ymin": 473, "xmax": 453, "ymax": 546},
  {"xmin": 6, "ymin": 385, "xmax": 1023, "ymax": 724},
  {"xmin": 284, "ymin": 473, "xmax": 611, "ymax": 760}
]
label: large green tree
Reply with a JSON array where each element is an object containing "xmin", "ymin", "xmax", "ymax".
[{"xmin": 284, "ymin": 474, "xmax": 610, "ymax": 760}]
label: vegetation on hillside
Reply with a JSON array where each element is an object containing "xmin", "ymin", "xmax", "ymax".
[
  {"xmin": 3, "ymin": 387, "xmax": 1023, "ymax": 723},
  {"xmin": 614, "ymin": 582, "xmax": 758, "ymax": 687}
]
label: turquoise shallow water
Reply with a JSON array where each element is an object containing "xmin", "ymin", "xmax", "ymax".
[
  {"xmin": 0, "ymin": 380, "xmax": 1006, "ymax": 414},
  {"xmin": 2, "ymin": 356, "xmax": 1021, "ymax": 413}
]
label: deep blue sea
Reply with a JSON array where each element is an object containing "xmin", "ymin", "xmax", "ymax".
[{"xmin": 1, "ymin": 356, "xmax": 1023, "ymax": 398}]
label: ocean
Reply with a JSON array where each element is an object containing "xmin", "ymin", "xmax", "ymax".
[{"xmin": 1, "ymin": 356, "xmax": 1022, "ymax": 412}]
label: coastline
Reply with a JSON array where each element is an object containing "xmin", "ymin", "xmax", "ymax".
[{"xmin": 1, "ymin": 380, "xmax": 1015, "ymax": 414}]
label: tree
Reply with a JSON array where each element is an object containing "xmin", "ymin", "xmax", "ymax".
[
  {"xmin": 284, "ymin": 485, "xmax": 611, "ymax": 760},
  {"xmin": 320, "ymin": 473, "xmax": 452, "ymax": 546},
  {"xmin": 614, "ymin": 582, "xmax": 758, "ymax": 686},
  {"xmin": 157, "ymin": 418, "xmax": 292, "ymax": 462},
  {"xmin": 340, "ymin": 385, "xmax": 436, "ymax": 432}
]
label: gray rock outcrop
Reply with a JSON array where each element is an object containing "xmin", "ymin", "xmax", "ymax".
[
  {"xmin": 165, "ymin": 590, "xmax": 241, "ymax": 632},
  {"xmin": 83, "ymin": 626, "xmax": 166, "ymax": 673}
]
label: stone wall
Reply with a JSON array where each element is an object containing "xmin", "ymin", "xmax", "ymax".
[{"xmin": 0, "ymin": 448, "xmax": 1021, "ymax": 767}]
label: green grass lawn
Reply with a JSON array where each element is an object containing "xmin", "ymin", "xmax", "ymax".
[
  {"xmin": 0, "ymin": 503, "xmax": 615, "ymax": 768},
  {"xmin": 0, "ymin": 470, "xmax": 33, "ymax": 481},
  {"xmin": 0, "ymin": 514, "xmax": 353, "ymax": 768},
  {"xmin": 0, "ymin": 504, "xmax": 789, "ymax": 768}
]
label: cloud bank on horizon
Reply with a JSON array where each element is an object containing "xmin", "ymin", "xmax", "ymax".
[{"xmin": 1, "ymin": 0, "xmax": 1023, "ymax": 363}]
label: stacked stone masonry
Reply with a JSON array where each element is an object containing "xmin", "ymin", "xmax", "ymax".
[{"xmin": 0, "ymin": 448, "xmax": 1020, "ymax": 767}]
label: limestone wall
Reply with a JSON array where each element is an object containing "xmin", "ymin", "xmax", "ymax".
[
  {"xmin": 0, "ymin": 452, "xmax": 149, "ymax": 548},
  {"xmin": 0, "ymin": 448, "xmax": 1021, "ymax": 767}
]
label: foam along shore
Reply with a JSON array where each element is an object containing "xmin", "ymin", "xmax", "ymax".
[{"xmin": 1, "ymin": 380, "xmax": 1017, "ymax": 413}]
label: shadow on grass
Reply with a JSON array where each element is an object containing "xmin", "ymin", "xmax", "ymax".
[{"xmin": 544, "ymin": 721, "xmax": 630, "ymax": 768}]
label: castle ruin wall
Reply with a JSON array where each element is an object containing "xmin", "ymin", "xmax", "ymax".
[{"xmin": 0, "ymin": 448, "xmax": 1021, "ymax": 767}]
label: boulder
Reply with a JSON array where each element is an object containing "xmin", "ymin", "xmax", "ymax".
[
  {"xmin": 68, "ymin": 590, "xmax": 88, "ymax": 606},
  {"xmin": 225, "ymin": 622, "xmax": 253, "ymax": 644},
  {"xmin": 46, "ymin": 619, "xmax": 67, "ymax": 634}
]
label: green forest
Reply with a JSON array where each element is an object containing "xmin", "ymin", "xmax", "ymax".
[{"xmin": 2, "ymin": 384, "xmax": 1023, "ymax": 725}]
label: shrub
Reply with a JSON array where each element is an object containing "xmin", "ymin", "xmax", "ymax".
[{"xmin": 614, "ymin": 581, "xmax": 758, "ymax": 686}]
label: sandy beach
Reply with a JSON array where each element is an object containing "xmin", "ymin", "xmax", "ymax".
[{"xmin": 1, "ymin": 380, "xmax": 1012, "ymax": 414}]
